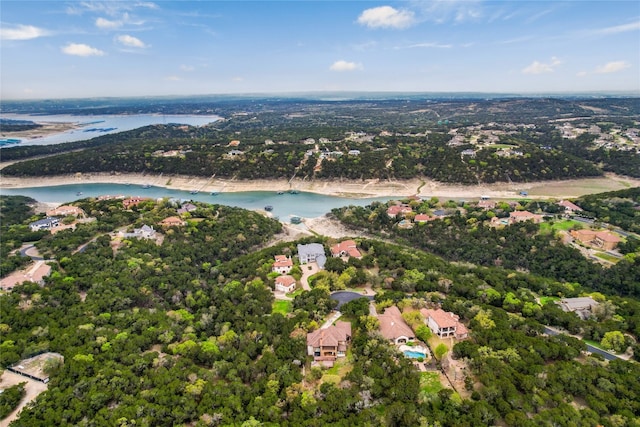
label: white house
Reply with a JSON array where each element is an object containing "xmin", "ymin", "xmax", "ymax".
[
  {"xmin": 275, "ymin": 275, "xmax": 297, "ymax": 293},
  {"xmin": 272, "ymin": 255, "xmax": 293, "ymax": 274}
]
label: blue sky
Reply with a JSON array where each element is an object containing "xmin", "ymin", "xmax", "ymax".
[{"xmin": 1, "ymin": 1, "xmax": 639, "ymax": 99}]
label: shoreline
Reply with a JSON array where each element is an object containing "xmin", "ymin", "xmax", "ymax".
[{"xmin": 1, "ymin": 172, "xmax": 638, "ymax": 200}]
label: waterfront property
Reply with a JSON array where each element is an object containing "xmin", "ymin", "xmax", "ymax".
[
  {"xmin": 297, "ymin": 243, "xmax": 327, "ymax": 269},
  {"xmin": 45, "ymin": 205, "xmax": 85, "ymax": 217},
  {"xmin": 330, "ymin": 240, "xmax": 362, "ymax": 259}
]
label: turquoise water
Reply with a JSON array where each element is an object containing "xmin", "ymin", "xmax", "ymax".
[
  {"xmin": 0, "ymin": 114, "xmax": 220, "ymax": 146},
  {"xmin": 404, "ymin": 350, "xmax": 426, "ymax": 359},
  {"xmin": 0, "ymin": 183, "xmax": 392, "ymax": 222}
]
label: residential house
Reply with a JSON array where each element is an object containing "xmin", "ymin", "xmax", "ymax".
[
  {"xmin": 377, "ymin": 306, "xmax": 415, "ymax": 345},
  {"xmin": 123, "ymin": 197, "xmax": 150, "ymax": 209},
  {"xmin": 46, "ymin": 205, "xmax": 85, "ymax": 217},
  {"xmin": 119, "ymin": 225, "xmax": 156, "ymax": 239},
  {"xmin": 159, "ymin": 216, "xmax": 186, "ymax": 227},
  {"xmin": 557, "ymin": 297, "xmax": 599, "ymax": 320},
  {"xmin": 461, "ymin": 149, "xmax": 477, "ymax": 158},
  {"xmin": 509, "ymin": 211, "xmax": 542, "ymax": 224},
  {"xmin": 348, "ymin": 149, "xmax": 361, "ymax": 156},
  {"xmin": 477, "ymin": 199, "xmax": 497, "ymax": 210},
  {"xmin": 272, "ymin": 255, "xmax": 293, "ymax": 274},
  {"xmin": 570, "ymin": 229, "xmax": 621, "ymax": 250},
  {"xmin": 414, "ymin": 214, "xmax": 436, "ymax": 223},
  {"xmin": 177, "ymin": 203, "xmax": 197, "ymax": 215},
  {"xmin": 29, "ymin": 217, "xmax": 60, "ymax": 232},
  {"xmin": 558, "ymin": 200, "xmax": 582, "ymax": 213},
  {"xmin": 275, "ymin": 275, "xmax": 297, "ymax": 293},
  {"xmin": 330, "ymin": 240, "xmax": 362, "ymax": 259},
  {"xmin": 307, "ymin": 321, "xmax": 352, "ymax": 363},
  {"xmin": 421, "ymin": 308, "xmax": 468, "ymax": 339},
  {"xmin": 387, "ymin": 204, "xmax": 413, "ymax": 218},
  {"xmin": 297, "ymin": 243, "xmax": 327, "ymax": 269}
]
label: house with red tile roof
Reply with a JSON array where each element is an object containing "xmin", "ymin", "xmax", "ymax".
[
  {"xmin": 414, "ymin": 214, "xmax": 436, "ymax": 223},
  {"xmin": 509, "ymin": 210, "xmax": 542, "ymax": 224},
  {"xmin": 275, "ymin": 275, "xmax": 297, "ymax": 293},
  {"xmin": 377, "ymin": 306, "xmax": 415, "ymax": 345},
  {"xmin": 123, "ymin": 197, "xmax": 151, "ymax": 209},
  {"xmin": 570, "ymin": 229, "xmax": 621, "ymax": 250},
  {"xmin": 307, "ymin": 321, "xmax": 352, "ymax": 364},
  {"xmin": 477, "ymin": 199, "xmax": 497, "ymax": 210},
  {"xmin": 272, "ymin": 255, "xmax": 293, "ymax": 274},
  {"xmin": 387, "ymin": 205, "xmax": 413, "ymax": 218},
  {"xmin": 421, "ymin": 308, "xmax": 468, "ymax": 339},
  {"xmin": 330, "ymin": 240, "xmax": 362, "ymax": 259}
]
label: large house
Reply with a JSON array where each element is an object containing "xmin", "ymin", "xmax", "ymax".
[
  {"xmin": 177, "ymin": 203, "xmax": 197, "ymax": 215},
  {"xmin": 297, "ymin": 243, "xmax": 327, "ymax": 269},
  {"xmin": 387, "ymin": 205, "xmax": 413, "ymax": 218},
  {"xmin": 330, "ymin": 240, "xmax": 362, "ymax": 259},
  {"xmin": 557, "ymin": 297, "xmax": 599, "ymax": 319},
  {"xmin": 508, "ymin": 211, "xmax": 543, "ymax": 224},
  {"xmin": 307, "ymin": 321, "xmax": 352, "ymax": 364},
  {"xmin": 29, "ymin": 217, "xmax": 60, "ymax": 232},
  {"xmin": 570, "ymin": 229, "xmax": 621, "ymax": 250},
  {"xmin": 275, "ymin": 275, "xmax": 296, "ymax": 293},
  {"xmin": 46, "ymin": 205, "xmax": 85, "ymax": 217},
  {"xmin": 159, "ymin": 216, "xmax": 186, "ymax": 227},
  {"xmin": 421, "ymin": 308, "xmax": 468, "ymax": 339},
  {"xmin": 272, "ymin": 255, "xmax": 293, "ymax": 274},
  {"xmin": 123, "ymin": 197, "xmax": 151, "ymax": 209},
  {"xmin": 119, "ymin": 225, "xmax": 156, "ymax": 239},
  {"xmin": 377, "ymin": 306, "xmax": 415, "ymax": 345}
]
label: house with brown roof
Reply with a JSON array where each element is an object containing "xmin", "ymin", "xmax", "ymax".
[
  {"xmin": 386, "ymin": 205, "xmax": 413, "ymax": 218},
  {"xmin": 123, "ymin": 197, "xmax": 151, "ymax": 209},
  {"xmin": 330, "ymin": 240, "xmax": 362, "ymax": 259},
  {"xmin": 414, "ymin": 214, "xmax": 436, "ymax": 223},
  {"xmin": 421, "ymin": 308, "xmax": 468, "ymax": 339},
  {"xmin": 477, "ymin": 199, "xmax": 497, "ymax": 210},
  {"xmin": 570, "ymin": 229, "xmax": 621, "ymax": 250},
  {"xmin": 275, "ymin": 275, "xmax": 297, "ymax": 293},
  {"xmin": 508, "ymin": 210, "xmax": 542, "ymax": 224},
  {"xmin": 272, "ymin": 255, "xmax": 293, "ymax": 274},
  {"xmin": 159, "ymin": 216, "xmax": 186, "ymax": 227},
  {"xmin": 307, "ymin": 321, "xmax": 352, "ymax": 364},
  {"xmin": 558, "ymin": 200, "xmax": 582, "ymax": 213},
  {"xmin": 377, "ymin": 306, "xmax": 415, "ymax": 345},
  {"xmin": 46, "ymin": 205, "xmax": 85, "ymax": 217}
]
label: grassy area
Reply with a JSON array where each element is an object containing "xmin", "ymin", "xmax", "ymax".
[
  {"xmin": 593, "ymin": 252, "xmax": 620, "ymax": 264},
  {"xmin": 420, "ymin": 372, "xmax": 444, "ymax": 395},
  {"xmin": 286, "ymin": 289, "xmax": 304, "ymax": 298},
  {"xmin": 584, "ymin": 339, "xmax": 607, "ymax": 351},
  {"xmin": 539, "ymin": 296, "xmax": 560, "ymax": 305},
  {"xmin": 272, "ymin": 300, "xmax": 292, "ymax": 315},
  {"xmin": 539, "ymin": 219, "xmax": 583, "ymax": 234}
]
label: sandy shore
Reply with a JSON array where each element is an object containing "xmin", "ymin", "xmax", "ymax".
[
  {"xmin": 1, "ymin": 172, "xmax": 638, "ymax": 200},
  {"xmin": 0, "ymin": 121, "xmax": 81, "ymax": 141}
]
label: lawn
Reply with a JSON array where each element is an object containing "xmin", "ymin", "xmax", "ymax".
[
  {"xmin": 539, "ymin": 219, "xmax": 583, "ymax": 234},
  {"xmin": 539, "ymin": 296, "xmax": 560, "ymax": 305},
  {"xmin": 272, "ymin": 300, "xmax": 292, "ymax": 315},
  {"xmin": 420, "ymin": 372, "xmax": 444, "ymax": 395},
  {"xmin": 593, "ymin": 252, "xmax": 620, "ymax": 264}
]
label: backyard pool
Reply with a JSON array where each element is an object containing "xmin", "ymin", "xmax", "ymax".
[{"xmin": 404, "ymin": 350, "xmax": 427, "ymax": 359}]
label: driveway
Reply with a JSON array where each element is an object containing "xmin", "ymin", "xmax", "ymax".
[{"xmin": 299, "ymin": 262, "xmax": 319, "ymax": 291}]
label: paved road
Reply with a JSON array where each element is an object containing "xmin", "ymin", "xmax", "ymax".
[
  {"xmin": 19, "ymin": 244, "xmax": 44, "ymax": 261},
  {"xmin": 543, "ymin": 326, "xmax": 620, "ymax": 361}
]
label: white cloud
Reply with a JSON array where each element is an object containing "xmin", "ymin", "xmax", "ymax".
[
  {"xmin": 595, "ymin": 61, "xmax": 630, "ymax": 74},
  {"xmin": 180, "ymin": 64, "xmax": 194, "ymax": 71},
  {"xmin": 96, "ymin": 17, "xmax": 122, "ymax": 29},
  {"xmin": 357, "ymin": 6, "xmax": 415, "ymax": 29},
  {"xmin": 399, "ymin": 42, "xmax": 453, "ymax": 49},
  {"xmin": 592, "ymin": 20, "xmax": 640, "ymax": 36},
  {"xmin": 165, "ymin": 75, "xmax": 181, "ymax": 81},
  {"xmin": 410, "ymin": 0, "xmax": 483, "ymax": 24},
  {"xmin": 576, "ymin": 71, "xmax": 588, "ymax": 77},
  {"xmin": 232, "ymin": 77, "xmax": 244, "ymax": 82},
  {"xmin": 329, "ymin": 60, "xmax": 363, "ymax": 72},
  {"xmin": 522, "ymin": 57, "xmax": 562, "ymax": 74},
  {"xmin": 1, "ymin": 24, "xmax": 49, "ymax": 40},
  {"xmin": 116, "ymin": 34, "xmax": 147, "ymax": 48},
  {"xmin": 61, "ymin": 43, "xmax": 105, "ymax": 57}
]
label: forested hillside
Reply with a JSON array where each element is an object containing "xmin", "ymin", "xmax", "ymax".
[
  {"xmin": 1, "ymin": 195, "xmax": 639, "ymax": 426},
  {"xmin": 2, "ymin": 97, "xmax": 639, "ymax": 182}
]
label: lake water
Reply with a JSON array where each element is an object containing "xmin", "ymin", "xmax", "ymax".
[
  {"xmin": 0, "ymin": 184, "xmax": 391, "ymax": 222},
  {"xmin": 0, "ymin": 114, "xmax": 220, "ymax": 146}
]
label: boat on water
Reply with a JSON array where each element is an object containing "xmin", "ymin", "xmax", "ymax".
[
  {"xmin": 76, "ymin": 191, "xmax": 83, "ymax": 196},
  {"xmin": 289, "ymin": 190, "xmax": 299, "ymax": 194},
  {"xmin": 277, "ymin": 191, "xmax": 284, "ymax": 195},
  {"xmin": 264, "ymin": 205, "xmax": 273, "ymax": 211},
  {"xmin": 211, "ymin": 191, "xmax": 218, "ymax": 196},
  {"xmin": 290, "ymin": 216, "xmax": 302, "ymax": 224},
  {"xmin": 142, "ymin": 184, "xmax": 151, "ymax": 189},
  {"xmin": 190, "ymin": 190, "xmax": 199, "ymax": 194}
]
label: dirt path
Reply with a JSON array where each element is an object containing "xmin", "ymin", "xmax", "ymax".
[{"xmin": 0, "ymin": 371, "xmax": 48, "ymax": 427}]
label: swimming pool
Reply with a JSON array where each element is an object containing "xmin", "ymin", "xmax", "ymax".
[{"xmin": 404, "ymin": 350, "xmax": 427, "ymax": 359}]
